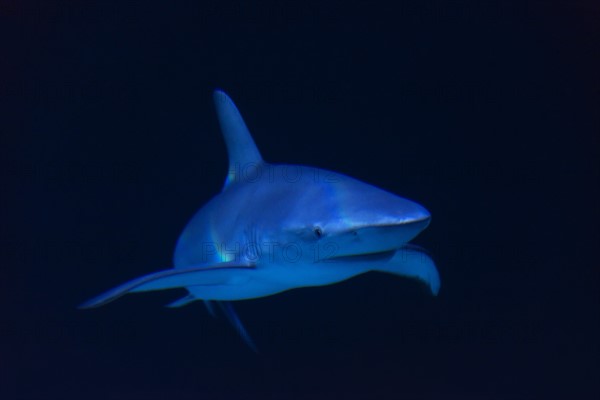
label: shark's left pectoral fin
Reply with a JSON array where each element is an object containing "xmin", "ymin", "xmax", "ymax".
[
  {"xmin": 379, "ymin": 245, "xmax": 441, "ymax": 295},
  {"xmin": 79, "ymin": 261, "xmax": 255, "ymax": 309}
]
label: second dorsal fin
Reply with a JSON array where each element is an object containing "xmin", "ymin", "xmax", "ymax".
[{"xmin": 213, "ymin": 90, "xmax": 263, "ymax": 188}]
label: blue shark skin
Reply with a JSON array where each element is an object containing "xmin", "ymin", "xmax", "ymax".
[{"xmin": 81, "ymin": 90, "xmax": 440, "ymax": 349}]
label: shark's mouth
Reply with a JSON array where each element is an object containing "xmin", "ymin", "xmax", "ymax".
[{"xmin": 325, "ymin": 249, "xmax": 397, "ymax": 263}]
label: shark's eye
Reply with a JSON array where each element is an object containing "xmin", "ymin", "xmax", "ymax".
[{"xmin": 313, "ymin": 227, "xmax": 323, "ymax": 239}]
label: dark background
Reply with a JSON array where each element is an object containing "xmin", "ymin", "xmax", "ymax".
[{"xmin": 2, "ymin": 1, "xmax": 598, "ymax": 398}]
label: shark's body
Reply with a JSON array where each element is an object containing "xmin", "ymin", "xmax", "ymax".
[{"xmin": 81, "ymin": 90, "xmax": 440, "ymax": 349}]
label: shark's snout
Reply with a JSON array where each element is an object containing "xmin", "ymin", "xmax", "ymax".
[
  {"xmin": 395, "ymin": 204, "xmax": 430, "ymax": 225},
  {"xmin": 400, "ymin": 212, "xmax": 431, "ymax": 231},
  {"xmin": 323, "ymin": 212, "xmax": 432, "ymax": 261},
  {"xmin": 392, "ymin": 200, "xmax": 431, "ymax": 239}
]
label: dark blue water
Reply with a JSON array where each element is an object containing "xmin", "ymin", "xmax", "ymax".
[{"xmin": 3, "ymin": 1, "xmax": 598, "ymax": 398}]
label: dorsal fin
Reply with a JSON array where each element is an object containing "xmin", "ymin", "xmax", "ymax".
[{"xmin": 213, "ymin": 90, "xmax": 263, "ymax": 188}]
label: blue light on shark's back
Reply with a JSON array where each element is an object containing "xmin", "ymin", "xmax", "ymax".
[{"xmin": 80, "ymin": 90, "xmax": 440, "ymax": 350}]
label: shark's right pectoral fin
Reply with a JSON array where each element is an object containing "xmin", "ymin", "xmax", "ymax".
[
  {"xmin": 378, "ymin": 245, "xmax": 441, "ymax": 295},
  {"xmin": 79, "ymin": 261, "xmax": 255, "ymax": 309}
]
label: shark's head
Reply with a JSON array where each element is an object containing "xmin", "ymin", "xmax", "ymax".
[
  {"xmin": 271, "ymin": 166, "xmax": 431, "ymax": 263},
  {"xmin": 210, "ymin": 89, "xmax": 432, "ymax": 266}
]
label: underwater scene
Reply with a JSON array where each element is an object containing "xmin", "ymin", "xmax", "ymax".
[{"xmin": 3, "ymin": 1, "xmax": 598, "ymax": 399}]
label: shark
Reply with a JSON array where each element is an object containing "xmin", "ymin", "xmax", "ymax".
[{"xmin": 80, "ymin": 90, "xmax": 440, "ymax": 351}]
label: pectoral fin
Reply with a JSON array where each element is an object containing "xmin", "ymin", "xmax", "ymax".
[
  {"xmin": 79, "ymin": 261, "xmax": 255, "ymax": 309},
  {"xmin": 377, "ymin": 245, "xmax": 441, "ymax": 295}
]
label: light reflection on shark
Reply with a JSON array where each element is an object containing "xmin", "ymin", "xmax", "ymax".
[{"xmin": 80, "ymin": 90, "xmax": 440, "ymax": 351}]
